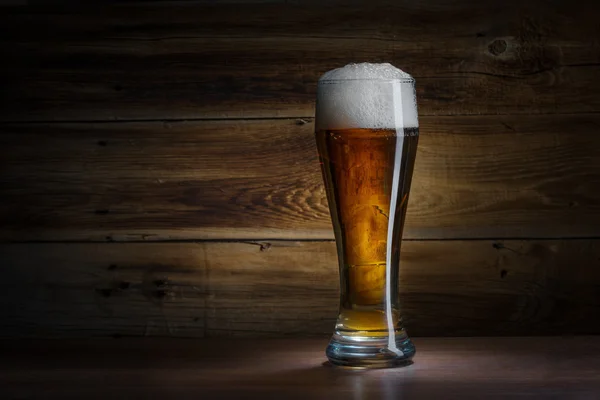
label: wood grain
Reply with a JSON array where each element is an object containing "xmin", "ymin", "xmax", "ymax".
[
  {"xmin": 2, "ymin": 114, "xmax": 600, "ymax": 241},
  {"xmin": 1, "ymin": 240, "xmax": 599, "ymax": 338},
  {"xmin": 2, "ymin": 337, "xmax": 600, "ymax": 399},
  {"xmin": 0, "ymin": 1, "xmax": 599, "ymax": 121}
]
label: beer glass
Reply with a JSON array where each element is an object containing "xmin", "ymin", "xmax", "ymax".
[{"xmin": 315, "ymin": 63, "xmax": 418, "ymax": 368}]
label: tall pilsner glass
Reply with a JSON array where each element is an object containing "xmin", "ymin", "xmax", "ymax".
[{"xmin": 315, "ymin": 63, "xmax": 418, "ymax": 368}]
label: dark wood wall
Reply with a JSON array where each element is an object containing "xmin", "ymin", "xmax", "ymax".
[{"xmin": 1, "ymin": 0, "xmax": 599, "ymax": 338}]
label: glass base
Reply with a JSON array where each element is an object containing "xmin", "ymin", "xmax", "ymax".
[{"xmin": 326, "ymin": 331, "xmax": 415, "ymax": 369}]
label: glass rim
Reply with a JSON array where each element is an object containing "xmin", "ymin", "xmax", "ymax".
[{"xmin": 317, "ymin": 77, "xmax": 415, "ymax": 84}]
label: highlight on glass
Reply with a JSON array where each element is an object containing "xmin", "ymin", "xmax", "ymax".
[{"xmin": 315, "ymin": 63, "xmax": 419, "ymax": 368}]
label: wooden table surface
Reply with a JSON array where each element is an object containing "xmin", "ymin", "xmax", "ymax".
[{"xmin": 2, "ymin": 337, "xmax": 599, "ymax": 399}]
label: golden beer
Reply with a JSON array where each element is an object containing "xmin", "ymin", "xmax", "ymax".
[{"xmin": 316, "ymin": 128, "xmax": 418, "ymax": 332}]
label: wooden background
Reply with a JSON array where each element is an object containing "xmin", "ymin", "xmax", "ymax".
[{"xmin": 1, "ymin": 0, "xmax": 599, "ymax": 338}]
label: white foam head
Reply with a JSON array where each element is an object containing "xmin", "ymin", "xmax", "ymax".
[{"xmin": 316, "ymin": 63, "xmax": 418, "ymax": 131}]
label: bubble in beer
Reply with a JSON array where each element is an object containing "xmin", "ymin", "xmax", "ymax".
[{"xmin": 316, "ymin": 63, "xmax": 418, "ymax": 131}]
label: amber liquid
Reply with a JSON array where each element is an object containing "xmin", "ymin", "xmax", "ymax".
[{"xmin": 316, "ymin": 127, "xmax": 419, "ymax": 334}]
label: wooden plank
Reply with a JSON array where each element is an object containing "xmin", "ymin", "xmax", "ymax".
[
  {"xmin": 2, "ymin": 114, "xmax": 600, "ymax": 241},
  {"xmin": 0, "ymin": 243, "xmax": 208, "ymax": 338},
  {"xmin": 0, "ymin": 1, "xmax": 599, "ymax": 121},
  {"xmin": 1, "ymin": 240, "xmax": 599, "ymax": 338},
  {"xmin": 2, "ymin": 338, "xmax": 600, "ymax": 399}
]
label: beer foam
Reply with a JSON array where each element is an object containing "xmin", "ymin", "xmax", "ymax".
[{"xmin": 316, "ymin": 63, "xmax": 418, "ymax": 130}]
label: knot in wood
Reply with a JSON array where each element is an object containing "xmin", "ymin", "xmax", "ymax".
[{"xmin": 488, "ymin": 39, "xmax": 507, "ymax": 56}]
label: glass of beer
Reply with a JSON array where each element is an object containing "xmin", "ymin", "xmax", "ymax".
[{"xmin": 315, "ymin": 63, "xmax": 418, "ymax": 368}]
